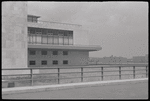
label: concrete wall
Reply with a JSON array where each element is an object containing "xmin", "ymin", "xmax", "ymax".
[
  {"xmin": 28, "ymin": 49, "xmax": 89, "ymax": 67},
  {"xmin": 28, "ymin": 21, "xmax": 89, "ymax": 45},
  {"xmin": 73, "ymin": 29, "xmax": 89, "ymax": 45},
  {"xmin": 2, "ymin": 2, "xmax": 28, "ymax": 75}
]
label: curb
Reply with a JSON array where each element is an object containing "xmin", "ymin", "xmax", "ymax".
[{"xmin": 2, "ymin": 78, "xmax": 148, "ymax": 95}]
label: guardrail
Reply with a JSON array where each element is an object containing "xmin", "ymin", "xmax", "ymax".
[
  {"xmin": 28, "ymin": 20, "xmax": 82, "ymax": 28},
  {"xmin": 2, "ymin": 64, "xmax": 148, "ymax": 88}
]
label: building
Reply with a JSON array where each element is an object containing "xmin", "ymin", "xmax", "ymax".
[
  {"xmin": 89, "ymin": 56, "xmax": 129, "ymax": 64},
  {"xmin": 2, "ymin": 2, "xmax": 102, "ymax": 74},
  {"xmin": 132, "ymin": 55, "xmax": 148, "ymax": 63}
]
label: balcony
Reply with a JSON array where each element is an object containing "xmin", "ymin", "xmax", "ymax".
[
  {"xmin": 28, "ymin": 34, "xmax": 73, "ymax": 45},
  {"xmin": 28, "ymin": 34, "xmax": 102, "ymax": 51},
  {"xmin": 28, "ymin": 19, "xmax": 82, "ymax": 30},
  {"xmin": 28, "ymin": 43, "xmax": 102, "ymax": 51},
  {"xmin": 27, "ymin": 15, "xmax": 101, "ymax": 51}
]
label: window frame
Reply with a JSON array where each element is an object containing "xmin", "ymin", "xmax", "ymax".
[
  {"xmin": 53, "ymin": 60, "xmax": 58, "ymax": 65},
  {"xmin": 41, "ymin": 50, "xmax": 47, "ymax": 55},
  {"xmin": 63, "ymin": 51, "xmax": 68, "ymax": 55},
  {"xmin": 29, "ymin": 61, "xmax": 36, "ymax": 65},
  {"xmin": 63, "ymin": 60, "xmax": 68, "ymax": 65},
  {"xmin": 41, "ymin": 60, "xmax": 47, "ymax": 65},
  {"xmin": 29, "ymin": 50, "xmax": 36, "ymax": 55},
  {"xmin": 53, "ymin": 51, "xmax": 58, "ymax": 55}
]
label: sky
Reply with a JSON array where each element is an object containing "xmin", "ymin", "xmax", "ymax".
[{"xmin": 27, "ymin": 1, "xmax": 148, "ymax": 59}]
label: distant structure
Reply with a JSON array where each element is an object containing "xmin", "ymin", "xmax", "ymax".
[
  {"xmin": 2, "ymin": 2, "xmax": 102, "ymax": 74},
  {"xmin": 89, "ymin": 56, "xmax": 128, "ymax": 64},
  {"xmin": 89, "ymin": 54, "xmax": 148, "ymax": 64},
  {"xmin": 132, "ymin": 54, "xmax": 148, "ymax": 63}
]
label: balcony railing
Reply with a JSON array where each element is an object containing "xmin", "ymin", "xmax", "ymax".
[
  {"xmin": 28, "ymin": 20, "xmax": 82, "ymax": 28},
  {"xmin": 2, "ymin": 64, "xmax": 148, "ymax": 88},
  {"xmin": 28, "ymin": 34, "xmax": 73, "ymax": 45}
]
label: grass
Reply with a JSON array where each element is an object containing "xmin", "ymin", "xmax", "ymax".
[{"xmin": 2, "ymin": 66, "xmax": 147, "ymax": 88}]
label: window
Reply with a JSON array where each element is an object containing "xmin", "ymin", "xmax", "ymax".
[
  {"xmin": 42, "ymin": 29, "xmax": 47, "ymax": 35},
  {"xmin": 28, "ymin": 28, "xmax": 74, "ymax": 45},
  {"xmin": 41, "ymin": 50, "xmax": 47, "ymax": 55},
  {"xmin": 58, "ymin": 36, "xmax": 63, "ymax": 45},
  {"xmin": 53, "ymin": 36, "xmax": 58, "ymax": 44},
  {"xmin": 28, "ymin": 28, "xmax": 30, "ymax": 35},
  {"xmin": 41, "ymin": 60, "xmax": 47, "ymax": 65},
  {"xmin": 69, "ymin": 37, "xmax": 73, "ymax": 45},
  {"xmin": 32, "ymin": 35, "xmax": 36, "ymax": 43},
  {"xmin": 53, "ymin": 51, "xmax": 58, "ymax": 55},
  {"xmin": 28, "ymin": 16, "xmax": 32, "ymax": 22},
  {"xmin": 63, "ymin": 60, "xmax": 68, "ymax": 64},
  {"xmin": 28, "ymin": 16, "xmax": 37, "ymax": 23},
  {"xmin": 42, "ymin": 35, "xmax": 48, "ymax": 44},
  {"xmin": 64, "ymin": 36, "xmax": 69, "ymax": 45},
  {"xmin": 32, "ymin": 17, "xmax": 37, "ymax": 22},
  {"xmin": 63, "ymin": 51, "xmax": 68, "ymax": 55},
  {"xmin": 36, "ymin": 29, "xmax": 42, "ymax": 34},
  {"xmin": 30, "ymin": 28, "xmax": 35, "ymax": 34},
  {"xmin": 30, "ymin": 50, "xmax": 36, "ymax": 55},
  {"xmin": 53, "ymin": 60, "xmax": 58, "ymax": 65},
  {"xmin": 29, "ymin": 61, "xmax": 36, "ymax": 65},
  {"xmin": 29, "ymin": 34, "xmax": 32, "ymax": 43},
  {"xmin": 48, "ymin": 35, "xmax": 53, "ymax": 44}
]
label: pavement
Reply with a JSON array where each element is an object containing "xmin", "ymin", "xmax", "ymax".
[{"xmin": 2, "ymin": 78, "xmax": 148, "ymax": 99}]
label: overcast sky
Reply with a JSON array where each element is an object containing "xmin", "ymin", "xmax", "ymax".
[{"xmin": 27, "ymin": 1, "xmax": 148, "ymax": 58}]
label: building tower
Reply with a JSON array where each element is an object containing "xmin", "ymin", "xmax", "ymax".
[{"xmin": 2, "ymin": 2, "xmax": 28, "ymax": 74}]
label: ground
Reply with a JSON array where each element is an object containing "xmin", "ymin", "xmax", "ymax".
[{"xmin": 2, "ymin": 80, "xmax": 148, "ymax": 99}]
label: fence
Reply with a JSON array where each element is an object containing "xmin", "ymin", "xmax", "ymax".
[
  {"xmin": 2, "ymin": 64, "xmax": 148, "ymax": 88},
  {"xmin": 28, "ymin": 19, "xmax": 82, "ymax": 28}
]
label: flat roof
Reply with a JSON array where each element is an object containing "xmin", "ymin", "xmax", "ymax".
[
  {"xmin": 28, "ymin": 44, "xmax": 102, "ymax": 51},
  {"xmin": 28, "ymin": 14, "xmax": 41, "ymax": 18}
]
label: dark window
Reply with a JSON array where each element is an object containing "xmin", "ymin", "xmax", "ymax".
[
  {"xmin": 63, "ymin": 51, "xmax": 68, "ymax": 55},
  {"xmin": 41, "ymin": 60, "xmax": 47, "ymax": 65},
  {"xmin": 53, "ymin": 60, "xmax": 58, "ymax": 65},
  {"xmin": 41, "ymin": 50, "xmax": 47, "ymax": 55},
  {"xmin": 30, "ymin": 50, "xmax": 36, "ymax": 55},
  {"xmin": 64, "ymin": 33, "xmax": 68, "ymax": 36},
  {"xmin": 27, "ymin": 16, "xmax": 37, "ymax": 23},
  {"xmin": 53, "ymin": 51, "xmax": 58, "ymax": 55},
  {"xmin": 53, "ymin": 33, "xmax": 58, "ymax": 36},
  {"xmin": 29, "ymin": 61, "xmax": 36, "ymax": 65},
  {"xmin": 32, "ymin": 17, "xmax": 37, "ymax": 22},
  {"xmin": 27, "ymin": 16, "xmax": 32, "ymax": 22},
  {"xmin": 63, "ymin": 60, "xmax": 68, "ymax": 64}
]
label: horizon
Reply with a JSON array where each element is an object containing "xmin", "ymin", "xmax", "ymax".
[{"xmin": 89, "ymin": 53, "xmax": 148, "ymax": 59}]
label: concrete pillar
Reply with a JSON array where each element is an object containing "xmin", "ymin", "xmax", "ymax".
[{"xmin": 2, "ymin": 1, "xmax": 28, "ymax": 75}]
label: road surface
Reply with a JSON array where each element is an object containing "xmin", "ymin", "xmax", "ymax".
[{"xmin": 2, "ymin": 80, "xmax": 148, "ymax": 99}]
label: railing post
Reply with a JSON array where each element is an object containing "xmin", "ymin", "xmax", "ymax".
[
  {"xmin": 81, "ymin": 67, "xmax": 83, "ymax": 82},
  {"xmin": 30, "ymin": 69, "xmax": 33, "ymax": 86},
  {"xmin": 146, "ymin": 66, "xmax": 147, "ymax": 78},
  {"xmin": 58, "ymin": 68, "xmax": 60, "ymax": 84},
  {"xmin": 133, "ymin": 66, "xmax": 135, "ymax": 79},
  {"xmin": 119, "ymin": 66, "xmax": 121, "ymax": 80},
  {"xmin": 101, "ymin": 67, "xmax": 103, "ymax": 81}
]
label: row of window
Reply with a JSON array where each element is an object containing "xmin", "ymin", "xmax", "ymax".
[
  {"xmin": 28, "ymin": 16, "xmax": 38, "ymax": 23},
  {"xmin": 29, "ymin": 50, "xmax": 68, "ymax": 55},
  {"xmin": 28, "ymin": 27, "xmax": 73, "ymax": 37},
  {"xmin": 29, "ymin": 60, "xmax": 68, "ymax": 65},
  {"xmin": 28, "ymin": 27, "xmax": 73, "ymax": 45},
  {"xmin": 28, "ymin": 34, "xmax": 73, "ymax": 45}
]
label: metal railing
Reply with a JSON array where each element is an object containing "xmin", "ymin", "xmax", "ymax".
[
  {"xmin": 28, "ymin": 20, "xmax": 82, "ymax": 28},
  {"xmin": 2, "ymin": 64, "xmax": 148, "ymax": 87}
]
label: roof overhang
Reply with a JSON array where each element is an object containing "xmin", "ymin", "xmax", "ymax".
[
  {"xmin": 28, "ymin": 44, "xmax": 102, "ymax": 51},
  {"xmin": 27, "ymin": 14, "xmax": 41, "ymax": 18}
]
